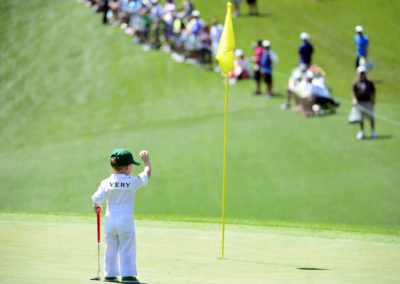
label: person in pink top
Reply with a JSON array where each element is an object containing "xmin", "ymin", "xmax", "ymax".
[{"xmin": 253, "ymin": 40, "xmax": 263, "ymax": 94}]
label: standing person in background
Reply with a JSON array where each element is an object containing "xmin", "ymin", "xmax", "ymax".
[
  {"xmin": 199, "ymin": 25, "xmax": 213, "ymax": 69},
  {"xmin": 354, "ymin": 25, "xmax": 369, "ymax": 68},
  {"xmin": 162, "ymin": 0, "xmax": 176, "ymax": 50},
  {"xmin": 298, "ymin": 32, "xmax": 314, "ymax": 68},
  {"xmin": 210, "ymin": 18, "xmax": 223, "ymax": 71},
  {"xmin": 233, "ymin": 0, "xmax": 241, "ymax": 17},
  {"xmin": 351, "ymin": 66, "xmax": 377, "ymax": 140},
  {"xmin": 247, "ymin": 0, "xmax": 258, "ymax": 16},
  {"xmin": 252, "ymin": 40, "xmax": 263, "ymax": 94},
  {"xmin": 102, "ymin": 0, "xmax": 110, "ymax": 24},
  {"xmin": 188, "ymin": 10, "xmax": 204, "ymax": 37},
  {"xmin": 260, "ymin": 40, "xmax": 274, "ymax": 97}
]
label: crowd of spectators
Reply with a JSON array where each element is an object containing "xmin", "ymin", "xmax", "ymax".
[
  {"xmin": 81, "ymin": 1, "xmax": 376, "ymax": 138},
  {"xmin": 83, "ymin": 0, "xmax": 226, "ymax": 69}
]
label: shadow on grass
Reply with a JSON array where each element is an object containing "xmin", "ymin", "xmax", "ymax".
[
  {"xmin": 237, "ymin": 12, "xmax": 273, "ymax": 18},
  {"xmin": 90, "ymin": 279, "xmax": 149, "ymax": 284},
  {"xmin": 361, "ymin": 134, "xmax": 393, "ymax": 141},
  {"xmin": 222, "ymin": 258, "xmax": 329, "ymax": 271},
  {"xmin": 297, "ymin": 267, "xmax": 329, "ymax": 271}
]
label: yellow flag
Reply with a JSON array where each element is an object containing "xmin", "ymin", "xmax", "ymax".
[{"xmin": 215, "ymin": 2, "xmax": 236, "ymax": 75}]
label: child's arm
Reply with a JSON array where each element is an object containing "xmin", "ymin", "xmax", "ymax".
[
  {"xmin": 92, "ymin": 183, "xmax": 106, "ymax": 213},
  {"xmin": 139, "ymin": 150, "xmax": 151, "ymax": 178}
]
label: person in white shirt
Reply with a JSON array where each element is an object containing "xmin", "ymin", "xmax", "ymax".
[
  {"xmin": 210, "ymin": 18, "xmax": 223, "ymax": 57},
  {"xmin": 92, "ymin": 148, "xmax": 151, "ymax": 283}
]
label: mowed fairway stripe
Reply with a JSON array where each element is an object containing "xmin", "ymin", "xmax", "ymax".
[{"xmin": 0, "ymin": 214, "xmax": 399, "ymax": 284}]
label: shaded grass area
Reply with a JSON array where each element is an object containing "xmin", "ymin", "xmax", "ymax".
[
  {"xmin": 2, "ymin": 211, "xmax": 400, "ymax": 236},
  {"xmin": 0, "ymin": 0, "xmax": 399, "ymax": 228},
  {"xmin": 0, "ymin": 213, "xmax": 399, "ymax": 284}
]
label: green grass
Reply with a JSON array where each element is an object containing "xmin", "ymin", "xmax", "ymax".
[
  {"xmin": 1, "ymin": 213, "xmax": 400, "ymax": 284},
  {"xmin": 0, "ymin": 0, "xmax": 400, "ymax": 230}
]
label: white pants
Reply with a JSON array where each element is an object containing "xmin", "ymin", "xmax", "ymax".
[{"xmin": 104, "ymin": 214, "xmax": 137, "ymax": 277}]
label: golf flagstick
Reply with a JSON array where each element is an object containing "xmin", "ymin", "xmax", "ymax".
[
  {"xmin": 91, "ymin": 207, "xmax": 101, "ymax": 281},
  {"xmin": 215, "ymin": 1, "xmax": 235, "ymax": 259}
]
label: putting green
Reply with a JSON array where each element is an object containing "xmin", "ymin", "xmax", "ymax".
[{"xmin": 0, "ymin": 213, "xmax": 399, "ymax": 283}]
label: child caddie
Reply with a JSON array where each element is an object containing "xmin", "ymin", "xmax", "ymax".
[{"xmin": 92, "ymin": 148, "xmax": 151, "ymax": 283}]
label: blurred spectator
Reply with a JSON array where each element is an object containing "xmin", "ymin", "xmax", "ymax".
[
  {"xmin": 228, "ymin": 49, "xmax": 252, "ymax": 84},
  {"xmin": 102, "ymin": 0, "xmax": 110, "ymax": 24},
  {"xmin": 260, "ymin": 40, "xmax": 274, "ymax": 96},
  {"xmin": 119, "ymin": 0, "xmax": 131, "ymax": 27},
  {"xmin": 282, "ymin": 64, "xmax": 339, "ymax": 116},
  {"xmin": 295, "ymin": 70, "xmax": 315, "ymax": 116},
  {"xmin": 252, "ymin": 40, "xmax": 263, "ymax": 94},
  {"xmin": 281, "ymin": 64, "xmax": 307, "ymax": 110},
  {"xmin": 146, "ymin": 0, "xmax": 163, "ymax": 49},
  {"xmin": 247, "ymin": 0, "xmax": 258, "ymax": 16},
  {"xmin": 187, "ymin": 10, "xmax": 204, "ymax": 37},
  {"xmin": 108, "ymin": 0, "xmax": 122, "ymax": 24},
  {"xmin": 126, "ymin": 0, "xmax": 142, "ymax": 38},
  {"xmin": 233, "ymin": 0, "xmax": 241, "ymax": 17},
  {"xmin": 354, "ymin": 25, "xmax": 369, "ymax": 69},
  {"xmin": 299, "ymin": 32, "xmax": 314, "ymax": 67},
  {"xmin": 162, "ymin": 0, "xmax": 176, "ymax": 49},
  {"xmin": 179, "ymin": 0, "xmax": 195, "ymax": 18},
  {"xmin": 134, "ymin": 3, "xmax": 152, "ymax": 44},
  {"xmin": 350, "ymin": 66, "xmax": 377, "ymax": 139},
  {"xmin": 199, "ymin": 25, "xmax": 213, "ymax": 68},
  {"xmin": 171, "ymin": 14, "xmax": 185, "ymax": 56},
  {"xmin": 308, "ymin": 67, "xmax": 339, "ymax": 114},
  {"xmin": 210, "ymin": 18, "xmax": 223, "ymax": 71},
  {"xmin": 150, "ymin": 0, "xmax": 162, "ymax": 20}
]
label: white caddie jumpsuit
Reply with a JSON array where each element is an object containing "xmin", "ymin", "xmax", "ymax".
[{"xmin": 92, "ymin": 172, "xmax": 148, "ymax": 277}]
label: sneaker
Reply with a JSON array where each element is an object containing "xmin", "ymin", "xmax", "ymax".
[
  {"xmin": 104, "ymin": 277, "xmax": 120, "ymax": 282},
  {"xmin": 122, "ymin": 276, "xmax": 139, "ymax": 283},
  {"xmin": 228, "ymin": 78, "xmax": 237, "ymax": 85},
  {"xmin": 356, "ymin": 131, "xmax": 365, "ymax": 140},
  {"xmin": 371, "ymin": 130, "xmax": 378, "ymax": 139}
]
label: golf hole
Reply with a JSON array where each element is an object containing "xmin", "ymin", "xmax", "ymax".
[{"xmin": 297, "ymin": 267, "xmax": 328, "ymax": 271}]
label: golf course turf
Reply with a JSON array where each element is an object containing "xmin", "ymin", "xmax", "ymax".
[
  {"xmin": 1, "ymin": 213, "xmax": 399, "ymax": 284},
  {"xmin": 0, "ymin": 0, "xmax": 400, "ymax": 282}
]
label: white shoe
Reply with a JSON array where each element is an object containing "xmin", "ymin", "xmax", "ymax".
[
  {"xmin": 371, "ymin": 130, "xmax": 378, "ymax": 139},
  {"xmin": 356, "ymin": 131, "xmax": 365, "ymax": 140},
  {"xmin": 229, "ymin": 78, "xmax": 237, "ymax": 85}
]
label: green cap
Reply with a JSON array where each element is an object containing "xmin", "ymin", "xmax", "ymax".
[{"xmin": 110, "ymin": 148, "xmax": 141, "ymax": 166}]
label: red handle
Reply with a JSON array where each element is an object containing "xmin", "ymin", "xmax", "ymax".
[{"xmin": 96, "ymin": 211, "xmax": 101, "ymax": 243}]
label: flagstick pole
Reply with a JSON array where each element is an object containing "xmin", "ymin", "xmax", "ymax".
[{"xmin": 220, "ymin": 74, "xmax": 229, "ymax": 259}]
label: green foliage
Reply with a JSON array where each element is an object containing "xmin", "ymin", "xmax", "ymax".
[{"xmin": 0, "ymin": 0, "xmax": 399, "ymax": 228}]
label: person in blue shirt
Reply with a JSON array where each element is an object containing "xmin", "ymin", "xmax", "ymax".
[
  {"xmin": 260, "ymin": 40, "xmax": 273, "ymax": 97},
  {"xmin": 298, "ymin": 32, "xmax": 314, "ymax": 67},
  {"xmin": 354, "ymin": 25, "xmax": 369, "ymax": 68}
]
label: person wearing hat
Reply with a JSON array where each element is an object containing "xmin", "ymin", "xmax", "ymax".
[
  {"xmin": 228, "ymin": 49, "xmax": 252, "ymax": 84},
  {"xmin": 92, "ymin": 148, "xmax": 151, "ymax": 283},
  {"xmin": 354, "ymin": 25, "xmax": 369, "ymax": 68},
  {"xmin": 252, "ymin": 39, "xmax": 264, "ymax": 94},
  {"xmin": 298, "ymin": 32, "xmax": 314, "ymax": 68},
  {"xmin": 260, "ymin": 40, "xmax": 274, "ymax": 97},
  {"xmin": 188, "ymin": 10, "xmax": 204, "ymax": 37},
  {"xmin": 351, "ymin": 66, "xmax": 377, "ymax": 139}
]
